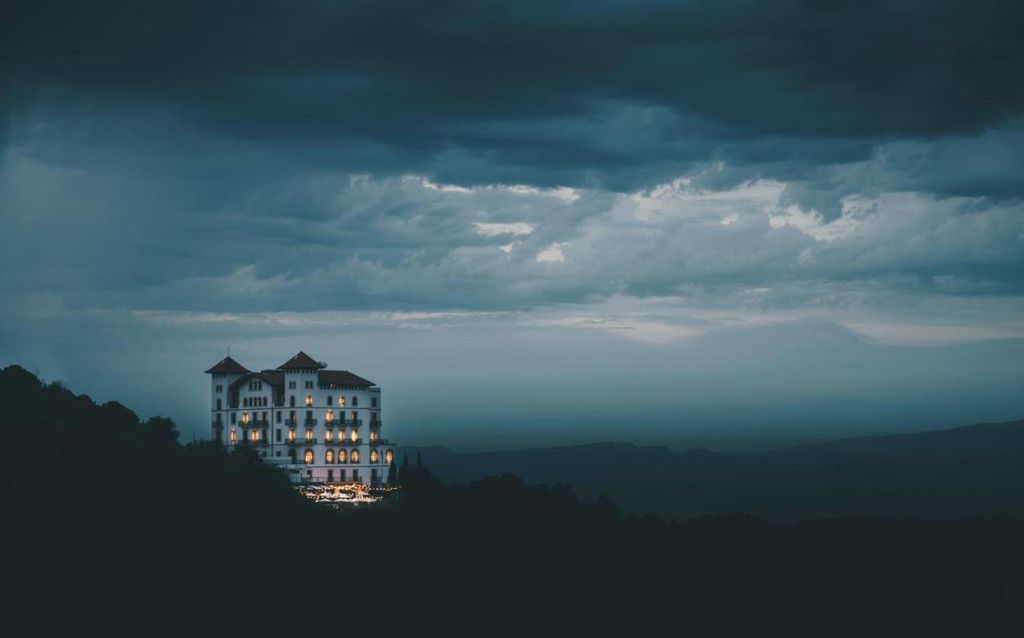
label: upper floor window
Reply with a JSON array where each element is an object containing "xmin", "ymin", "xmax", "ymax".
[
  {"xmin": 231, "ymin": 412, "xmax": 236, "ymax": 424},
  {"xmin": 351, "ymin": 396, "xmax": 359, "ymax": 407},
  {"xmin": 215, "ymin": 385, "xmax": 223, "ymax": 393},
  {"xmin": 325, "ymin": 449, "xmax": 335, "ymax": 464},
  {"xmin": 276, "ymin": 411, "xmax": 282, "ymax": 423},
  {"xmin": 303, "ymin": 449, "xmax": 314, "ymax": 464},
  {"xmin": 371, "ymin": 398, "xmax": 378, "ymax": 408},
  {"xmin": 370, "ymin": 449, "xmax": 380, "ymax": 464},
  {"xmin": 288, "ymin": 381, "xmax": 296, "ymax": 389},
  {"xmin": 305, "ymin": 395, "xmax": 313, "ymax": 407},
  {"xmin": 306, "ymin": 380, "xmax": 315, "ymax": 389},
  {"xmin": 350, "ymin": 449, "xmax": 360, "ymax": 463},
  {"xmin": 326, "ymin": 396, "xmax": 333, "ymax": 406},
  {"xmin": 325, "ymin": 410, "xmax": 334, "ymax": 424},
  {"xmin": 290, "ymin": 396, "xmax": 296, "ymax": 407},
  {"xmin": 385, "ymin": 450, "xmax": 394, "ymax": 464},
  {"xmin": 230, "ymin": 429, "xmax": 237, "ymax": 443},
  {"xmin": 338, "ymin": 395, "xmax": 346, "ymax": 407},
  {"xmin": 216, "ymin": 399, "xmax": 222, "ymax": 410}
]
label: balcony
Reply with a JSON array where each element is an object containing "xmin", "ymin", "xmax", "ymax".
[
  {"xmin": 369, "ymin": 420, "xmax": 381, "ymax": 428},
  {"xmin": 304, "ymin": 418, "xmax": 318, "ymax": 426},
  {"xmin": 323, "ymin": 438, "xmax": 342, "ymax": 446},
  {"xmin": 284, "ymin": 419, "xmax": 298, "ymax": 427},
  {"xmin": 347, "ymin": 419, "xmax": 363, "ymax": 427},
  {"xmin": 369, "ymin": 438, "xmax": 390, "ymax": 446},
  {"xmin": 286, "ymin": 438, "xmax": 317, "ymax": 446},
  {"xmin": 251, "ymin": 419, "xmax": 269, "ymax": 427}
]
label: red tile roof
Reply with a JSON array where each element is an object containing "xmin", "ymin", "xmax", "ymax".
[
  {"xmin": 277, "ymin": 351, "xmax": 324, "ymax": 370},
  {"xmin": 204, "ymin": 356, "xmax": 250, "ymax": 374}
]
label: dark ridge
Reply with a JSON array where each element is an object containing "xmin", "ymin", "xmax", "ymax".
[{"xmin": 4, "ymin": 363, "xmax": 1024, "ymax": 636}]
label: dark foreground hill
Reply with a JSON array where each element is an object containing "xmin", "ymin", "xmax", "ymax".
[
  {"xmin": 402, "ymin": 419, "xmax": 1024, "ymax": 517},
  {"xmin": 2, "ymin": 364, "xmax": 1024, "ymax": 637}
]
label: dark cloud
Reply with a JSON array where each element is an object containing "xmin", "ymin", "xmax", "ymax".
[{"xmin": 4, "ymin": 1, "xmax": 1024, "ymax": 194}]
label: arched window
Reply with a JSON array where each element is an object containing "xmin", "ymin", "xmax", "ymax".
[
  {"xmin": 216, "ymin": 399, "xmax": 222, "ymax": 410},
  {"xmin": 303, "ymin": 449, "xmax": 314, "ymax": 464},
  {"xmin": 337, "ymin": 449, "xmax": 347, "ymax": 464},
  {"xmin": 385, "ymin": 450, "xmax": 394, "ymax": 464},
  {"xmin": 338, "ymin": 395, "xmax": 346, "ymax": 407},
  {"xmin": 327, "ymin": 396, "xmax": 333, "ymax": 406},
  {"xmin": 370, "ymin": 449, "xmax": 380, "ymax": 464},
  {"xmin": 290, "ymin": 395, "xmax": 295, "ymax": 407},
  {"xmin": 352, "ymin": 396, "xmax": 358, "ymax": 407},
  {"xmin": 326, "ymin": 449, "xmax": 334, "ymax": 464},
  {"xmin": 305, "ymin": 395, "xmax": 313, "ymax": 407},
  {"xmin": 325, "ymin": 409, "xmax": 334, "ymax": 424},
  {"xmin": 288, "ymin": 448, "xmax": 297, "ymax": 463},
  {"xmin": 351, "ymin": 449, "xmax": 360, "ymax": 464}
]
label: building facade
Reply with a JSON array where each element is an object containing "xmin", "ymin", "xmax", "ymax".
[{"xmin": 205, "ymin": 351, "xmax": 395, "ymax": 485}]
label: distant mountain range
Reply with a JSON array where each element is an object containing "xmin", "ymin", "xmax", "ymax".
[{"xmin": 400, "ymin": 419, "xmax": 1024, "ymax": 517}]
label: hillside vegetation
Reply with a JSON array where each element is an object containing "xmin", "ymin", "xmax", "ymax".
[{"xmin": 2, "ymin": 364, "xmax": 1022, "ymax": 637}]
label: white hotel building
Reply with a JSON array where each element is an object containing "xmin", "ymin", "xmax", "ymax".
[{"xmin": 205, "ymin": 351, "xmax": 396, "ymax": 485}]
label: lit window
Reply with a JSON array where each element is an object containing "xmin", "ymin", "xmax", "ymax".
[
  {"xmin": 326, "ymin": 410, "xmax": 333, "ymax": 423},
  {"xmin": 370, "ymin": 430, "xmax": 378, "ymax": 442},
  {"xmin": 288, "ymin": 429, "xmax": 296, "ymax": 442},
  {"xmin": 305, "ymin": 395, "xmax": 313, "ymax": 407},
  {"xmin": 304, "ymin": 449, "xmax": 314, "ymax": 464},
  {"xmin": 241, "ymin": 412, "xmax": 249, "ymax": 425},
  {"xmin": 385, "ymin": 450, "xmax": 394, "ymax": 464},
  {"xmin": 326, "ymin": 449, "xmax": 334, "ymax": 464},
  {"xmin": 350, "ymin": 429, "xmax": 358, "ymax": 443},
  {"xmin": 251, "ymin": 430, "xmax": 259, "ymax": 442},
  {"xmin": 351, "ymin": 450, "xmax": 360, "ymax": 463},
  {"xmin": 370, "ymin": 449, "xmax": 380, "ymax": 464},
  {"xmin": 305, "ymin": 428, "xmax": 313, "ymax": 442},
  {"xmin": 338, "ymin": 450, "xmax": 347, "ymax": 463},
  {"xmin": 338, "ymin": 395, "xmax": 346, "ymax": 407},
  {"xmin": 230, "ymin": 429, "xmax": 237, "ymax": 443},
  {"xmin": 325, "ymin": 429, "xmax": 333, "ymax": 442}
]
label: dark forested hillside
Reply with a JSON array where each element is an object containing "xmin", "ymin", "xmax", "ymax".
[
  {"xmin": 2, "ymin": 364, "xmax": 1023, "ymax": 637},
  {"xmin": 402, "ymin": 419, "xmax": 1024, "ymax": 517}
]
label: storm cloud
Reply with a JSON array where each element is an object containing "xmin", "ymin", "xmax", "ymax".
[{"xmin": 2, "ymin": 1, "xmax": 1023, "ymax": 444}]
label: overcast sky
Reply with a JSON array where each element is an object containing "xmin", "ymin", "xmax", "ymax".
[{"xmin": 2, "ymin": 1, "xmax": 1023, "ymax": 450}]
